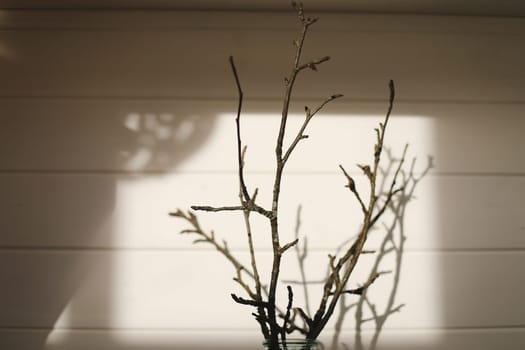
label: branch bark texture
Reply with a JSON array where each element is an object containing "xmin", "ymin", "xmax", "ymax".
[{"xmin": 171, "ymin": 3, "xmax": 420, "ymax": 349}]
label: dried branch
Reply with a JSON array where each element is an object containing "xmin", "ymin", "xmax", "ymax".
[
  {"xmin": 171, "ymin": 3, "xmax": 430, "ymax": 348},
  {"xmin": 229, "ymin": 56, "xmax": 252, "ymax": 204},
  {"xmin": 265, "ymin": 3, "xmax": 329, "ymax": 346},
  {"xmin": 232, "ymin": 293, "xmax": 270, "ymax": 308},
  {"xmin": 307, "ymin": 80, "xmax": 398, "ymax": 340},
  {"xmin": 339, "ymin": 164, "xmax": 367, "ymax": 215},
  {"xmin": 191, "ymin": 203, "xmax": 272, "ymax": 219},
  {"xmin": 281, "ymin": 239, "xmax": 299, "ymax": 254},
  {"xmin": 351, "ymin": 153, "xmax": 434, "ymax": 350},
  {"xmin": 283, "ymin": 94, "xmax": 343, "ymax": 165},
  {"xmin": 370, "ymin": 144, "xmax": 408, "ymax": 227},
  {"xmin": 281, "ymin": 285, "xmax": 294, "ymax": 341},
  {"xmin": 239, "ymin": 186, "xmax": 268, "ymax": 338},
  {"xmin": 170, "ymin": 209, "xmax": 257, "ymax": 299},
  {"xmin": 334, "ymin": 272, "xmax": 381, "ymax": 296},
  {"xmin": 286, "ymin": 309, "xmax": 309, "ymax": 335},
  {"xmin": 295, "ymin": 306, "xmax": 314, "ymax": 328}
]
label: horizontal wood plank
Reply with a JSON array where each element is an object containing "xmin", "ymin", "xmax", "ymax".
[
  {"xmin": 1, "ymin": 250, "xmax": 524, "ymax": 329},
  {"xmin": 1, "ymin": 99, "xmax": 524, "ymax": 174},
  {"xmin": 1, "ymin": 9, "xmax": 524, "ymax": 349},
  {"xmin": 1, "ymin": 173, "xmax": 524, "ymax": 250},
  {"xmin": 0, "ymin": 13, "xmax": 523, "ymax": 102},
  {"xmin": 1, "ymin": 10, "xmax": 525, "ymax": 34}
]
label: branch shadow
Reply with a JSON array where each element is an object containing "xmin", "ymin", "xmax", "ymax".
[{"xmin": 287, "ymin": 149, "xmax": 433, "ymax": 350}]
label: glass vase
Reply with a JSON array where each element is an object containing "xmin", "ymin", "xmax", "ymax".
[{"xmin": 262, "ymin": 339, "xmax": 319, "ymax": 350}]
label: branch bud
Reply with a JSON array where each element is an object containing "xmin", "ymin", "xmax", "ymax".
[
  {"xmin": 308, "ymin": 63, "xmax": 318, "ymax": 71},
  {"xmin": 304, "ymin": 105, "xmax": 311, "ymax": 117},
  {"xmin": 358, "ymin": 164, "xmax": 373, "ymax": 179},
  {"xmin": 169, "ymin": 209, "xmax": 185, "ymax": 218},
  {"xmin": 347, "ymin": 176, "xmax": 356, "ymax": 192}
]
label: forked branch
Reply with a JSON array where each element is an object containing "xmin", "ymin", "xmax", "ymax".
[
  {"xmin": 307, "ymin": 80, "xmax": 400, "ymax": 340},
  {"xmin": 171, "ymin": 2, "xmax": 421, "ymax": 348}
]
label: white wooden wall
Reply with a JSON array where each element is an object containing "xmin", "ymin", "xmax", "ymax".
[{"xmin": 1, "ymin": 9, "xmax": 524, "ymax": 350}]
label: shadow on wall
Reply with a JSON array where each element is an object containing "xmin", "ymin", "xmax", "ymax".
[
  {"xmin": 1, "ymin": 98, "xmax": 436, "ymax": 350},
  {"xmin": 279, "ymin": 150, "xmax": 432, "ymax": 350},
  {"xmin": 334, "ymin": 152, "xmax": 432, "ymax": 350},
  {"xmin": 0, "ymin": 101, "xmax": 218, "ymax": 349},
  {"xmin": 1, "ymin": 6, "xmax": 524, "ymax": 350}
]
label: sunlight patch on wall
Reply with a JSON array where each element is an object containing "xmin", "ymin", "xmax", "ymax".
[
  {"xmin": 45, "ymin": 305, "xmax": 71, "ymax": 347},
  {"xmin": 107, "ymin": 113, "xmax": 440, "ymax": 347}
]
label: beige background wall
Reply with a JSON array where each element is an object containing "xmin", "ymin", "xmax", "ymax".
[{"xmin": 1, "ymin": 8, "xmax": 524, "ymax": 350}]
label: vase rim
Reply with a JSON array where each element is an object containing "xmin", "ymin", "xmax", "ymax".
[{"xmin": 262, "ymin": 338, "xmax": 318, "ymax": 344}]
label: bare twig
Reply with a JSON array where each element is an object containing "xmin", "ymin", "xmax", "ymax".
[
  {"xmin": 334, "ymin": 272, "xmax": 381, "ymax": 296},
  {"xmin": 229, "ymin": 56, "xmax": 250, "ymax": 203},
  {"xmin": 351, "ymin": 153, "xmax": 434, "ymax": 350},
  {"xmin": 191, "ymin": 204, "xmax": 272, "ymax": 219},
  {"xmin": 281, "ymin": 239, "xmax": 300, "ymax": 254},
  {"xmin": 339, "ymin": 164, "xmax": 367, "ymax": 215},
  {"xmin": 283, "ymin": 94, "xmax": 343, "ymax": 165},
  {"xmin": 370, "ymin": 144, "xmax": 408, "ymax": 227},
  {"xmin": 266, "ymin": 4, "xmax": 333, "ymax": 346},
  {"xmin": 239, "ymin": 187, "xmax": 268, "ymax": 338},
  {"xmin": 170, "ymin": 209, "xmax": 256, "ymax": 298},
  {"xmin": 232, "ymin": 293, "xmax": 270, "ymax": 308},
  {"xmin": 281, "ymin": 285, "xmax": 294, "ymax": 341},
  {"xmin": 307, "ymin": 80, "xmax": 399, "ymax": 340}
]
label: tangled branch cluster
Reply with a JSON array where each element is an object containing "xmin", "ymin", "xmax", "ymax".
[{"xmin": 170, "ymin": 2, "xmax": 420, "ymax": 349}]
